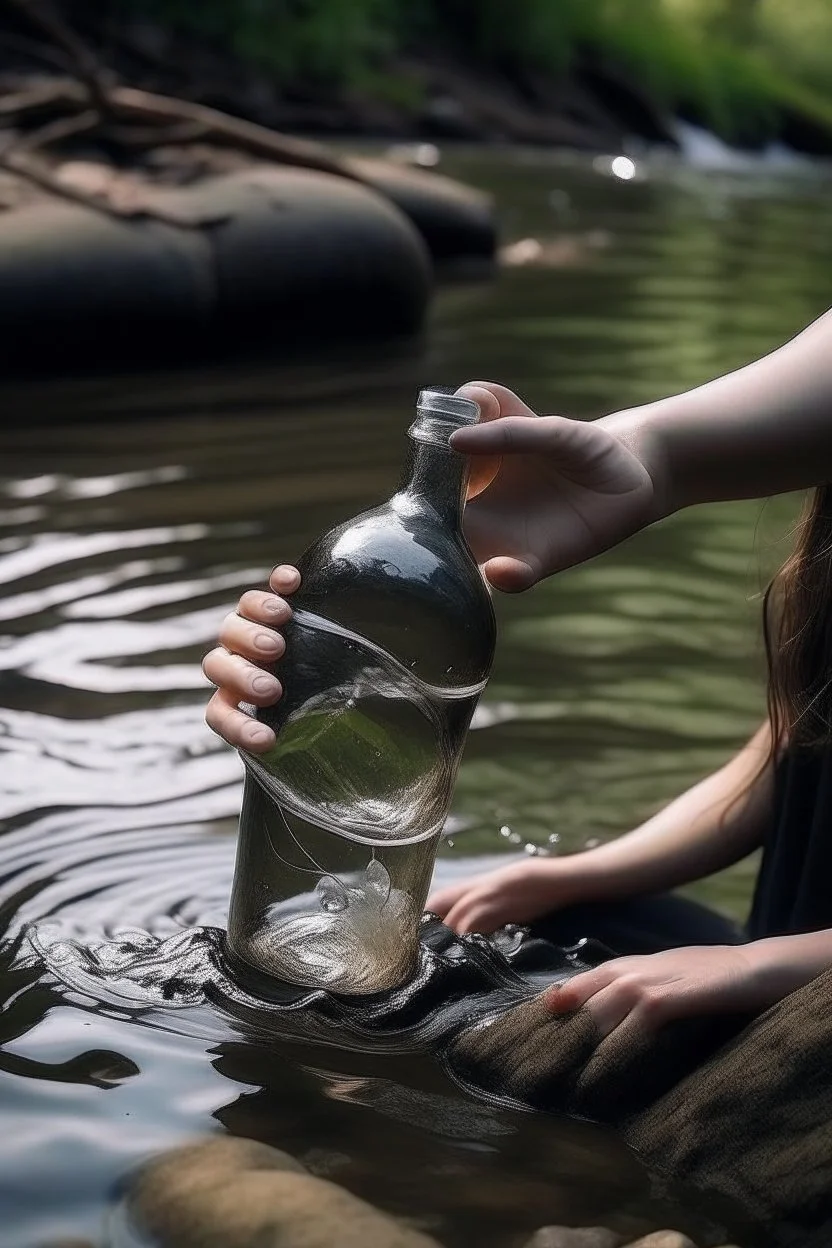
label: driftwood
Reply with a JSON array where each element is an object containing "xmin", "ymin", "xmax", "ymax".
[
  {"xmin": 0, "ymin": 0, "xmax": 401, "ymax": 227},
  {"xmin": 0, "ymin": 0, "xmax": 371, "ymax": 187}
]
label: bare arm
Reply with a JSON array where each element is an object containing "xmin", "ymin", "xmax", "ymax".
[
  {"xmin": 602, "ymin": 308, "xmax": 832, "ymax": 517},
  {"xmin": 557, "ymin": 720, "xmax": 773, "ymax": 900},
  {"xmin": 429, "ymin": 722, "xmax": 773, "ymax": 932},
  {"xmin": 450, "ymin": 308, "xmax": 832, "ymax": 591},
  {"xmin": 547, "ymin": 925, "xmax": 832, "ymax": 1040}
]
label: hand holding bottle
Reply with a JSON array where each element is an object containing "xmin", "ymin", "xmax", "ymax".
[
  {"xmin": 453, "ymin": 382, "xmax": 659, "ymax": 592},
  {"xmin": 203, "ymin": 564, "xmax": 298, "ymax": 752}
]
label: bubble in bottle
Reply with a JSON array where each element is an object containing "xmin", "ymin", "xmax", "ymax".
[{"xmin": 318, "ymin": 876, "xmax": 349, "ymax": 915}]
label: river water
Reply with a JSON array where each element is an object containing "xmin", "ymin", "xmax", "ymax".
[{"xmin": 1, "ymin": 145, "xmax": 831, "ymax": 1246}]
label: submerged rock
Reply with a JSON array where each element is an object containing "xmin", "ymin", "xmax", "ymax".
[
  {"xmin": 125, "ymin": 1136, "xmax": 442, "ymax": 1248},
  {"xmin": 522, "ymin": 1228, "xmax": 624, "ymax": 1247}
]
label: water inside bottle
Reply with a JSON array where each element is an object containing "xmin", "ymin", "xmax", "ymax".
[
  {"xmin": 232, "ymin": 611, "xmax": 484, "ymax": 994},
  {"xmin": 245, "ymin": 610, "xmax": 485, "ymax": 843},
  {"xmin": 241, "ymin": 804, "xmax": 437, "ymax": 994}
]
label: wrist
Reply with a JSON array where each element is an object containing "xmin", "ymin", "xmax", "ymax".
[
  {"xmin": 596, "ymin": 403, "xmax": 676, "ymax": 522},
  {"xmin": 535, "ymin": 851, "xmax": 603, "ymax": 907},
  {"xmin": 741, "ymin": 933, "xmax": 832, "ymax": 1005}
]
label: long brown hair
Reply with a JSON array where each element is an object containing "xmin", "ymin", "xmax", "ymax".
[{"xmin": 765, "ymin": 483, "xmax": 832, "ymax": 755}]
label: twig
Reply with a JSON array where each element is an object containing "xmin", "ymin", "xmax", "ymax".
[
  {"xmin": 0, "ymin": 149, "xmax": 123, "ymax": 214},
  {"xmin": 4, "ymin": 0, "xmax": 111, "ymax": 115},
  {"xmin": 0, "ymin": 149, "xmax": 221, "ymax": 225},
  {"xmin": 99, "ymin": 120, "xmax": 208, "ymax": 149},
  {"xmin": 0, "ymin": 76, "xmax": 369, "ymax": 184},
  {"xmin": 0, "ymin": 28, "xmax": 75, "ymax": 71},
  {"xmin": 11, "ymin": 105, "xmax": 97, "ymax": 150},
  {"xmin": 105, "ymin": 85, "xmax": 365, "ymax": 183},
  {"xmin": 0, "ymin": 78, "xmax": 80, "ymax": 116}
]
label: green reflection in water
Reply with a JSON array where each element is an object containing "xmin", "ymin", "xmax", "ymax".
[{"xmin": 429, "ymin": 151, "xmax": 823, "ymax": 921}]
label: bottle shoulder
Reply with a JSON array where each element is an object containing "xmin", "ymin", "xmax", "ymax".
[{"xmin": 292, "ymin": 498, "xmax": 495, "ymax": 684}]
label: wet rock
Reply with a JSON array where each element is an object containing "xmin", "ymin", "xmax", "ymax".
[
  {"xmin": 623, "ymin": 1234, "xmax": 698, "ymax": 1248},
  {"xmin": 36, "ymin": 1241, "xmax": 97, "ymax": 1247},
  {"xmin": 126, "ymin": 1135, "xmax": 441, "ymax": 1248},
  {"xmin": 523, "ymin": 1228, "xmax": 624, "ymax": 1247}
]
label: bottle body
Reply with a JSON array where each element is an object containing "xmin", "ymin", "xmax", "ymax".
[{"xmin": 226, "ymin": 390, "xmax": 496, "ymax": 995}]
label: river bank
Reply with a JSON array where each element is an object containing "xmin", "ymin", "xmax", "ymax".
[{"xmin": 4, "ymin": 3, "xmax": 832, "ymax": 160}]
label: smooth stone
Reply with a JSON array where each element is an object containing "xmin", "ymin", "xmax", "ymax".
[
  {"xmin": 126, "ymin": 1135, "xmax": 441, "ymax": 1248},
  {"xmin": 523, "ymin": 1229, "xmax": 624, "ymax": 1248}
]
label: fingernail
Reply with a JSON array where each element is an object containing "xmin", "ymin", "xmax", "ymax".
[
  {"xmin": 252, "ymin": 674, "xmax": 279, "ymax": 695},
  {"xmin": 254, "ymin": 632, "xmax": 279, "ymax": 652},
  {"xmin": 543, "ymin": 984, "xmax": 566, "ymax": 1011},
  {"xmin": 264, "ymin": 597, "xmax": 288, "ymax": 616},
  {"xmin": 246, "ymin": 725, "xmax": 273, "ymax": 747}
]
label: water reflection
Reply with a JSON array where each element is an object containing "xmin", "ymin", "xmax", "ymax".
[{"xmin": 0, "ymin": 146, "xmax": 827, "ymax": 1244}]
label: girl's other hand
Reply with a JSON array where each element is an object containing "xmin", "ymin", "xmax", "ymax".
[
  {"xmin": 427, "ymin": 858, "xmax": 584, "ymax": 934},
  {"xmin": 544, "ymin": 944, "xmax": 764, "ymax": 1041}
]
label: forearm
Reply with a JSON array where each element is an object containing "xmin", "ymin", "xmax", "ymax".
[
  {"xmin": 602, "ymin": 308, "xmax": 832, "ymax": 517},
  {"xmin": 554, "ymin": 721, "xmax": 772, "ymax": 902},
  {"xmin": 744, "ymin": 927, "xmax": 832, "ymax": 1004}
]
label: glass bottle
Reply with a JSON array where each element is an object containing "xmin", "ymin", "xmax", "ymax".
[{"xmin": 226, "ymin": 389, "xmax": 497, "ymax": 996}]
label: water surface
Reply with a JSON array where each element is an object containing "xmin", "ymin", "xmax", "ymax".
[{"xmin": 1, "ymin": 146, "xmax": 830, "ymax": 1246}]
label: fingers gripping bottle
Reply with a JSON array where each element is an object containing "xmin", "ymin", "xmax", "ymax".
[{"xmin": 226, "ymin": 389, "xmax": 496, "ymax": 995}]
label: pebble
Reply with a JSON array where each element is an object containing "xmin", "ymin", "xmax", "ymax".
[
  {"xmin": 125, "ymin": 1136, "xmax": 441, "ymax": 1248},
  {"xmin": 523, "ymin": 1229, "xmax": 624, "ymax": 1248}
]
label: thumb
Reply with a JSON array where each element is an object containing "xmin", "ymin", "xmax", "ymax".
[
  {"xmin": 454, "ymin": 380, "xmax": 539, "ymax": 423},
  {"xmin": 450, "ymin": 414, "xmax": 554, "ymax": 456}
]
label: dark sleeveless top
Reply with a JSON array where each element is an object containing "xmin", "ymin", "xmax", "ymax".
[{"xmin": 748, "ymin": 747, "xmax": 832, "ymax": 938}]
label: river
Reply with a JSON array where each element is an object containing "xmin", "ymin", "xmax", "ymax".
[{"xmin": 1, "ymin": 144, "xmax": 830, "ymax": 1246}]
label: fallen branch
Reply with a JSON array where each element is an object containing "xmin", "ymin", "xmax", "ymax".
[
  {"xmin": 0, "ymin": 148, "xmax": 228, "ymax": 225},
  {"xmin": 106, "ymin": 85, "xmax": 365, "ymax": 184},
  {"xmin": 0, "ymin": 74, "xmax": 371, "ymax": 185},
  {"xmin": 0, "ymin": 78, "xmax": 79, "ymax": 116},
  {"xmin": 5, "ymin": 0, "xmax": 111, "ymax": 116},
  {"xmin": 99, "ymin": 121, "xmax": 210, "ymax": 149},
  {"xmin": 11, "ymin": 104, "xmax": 96, "ymax": 149}
]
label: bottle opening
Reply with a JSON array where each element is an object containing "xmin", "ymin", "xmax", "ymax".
[
  {"xmin": 417, "ymin": 388, "xmax": 480, "ymax": 425},
  {"xmin": 410, "ymin": 387, "xmax": 480, "ymax": 448}
]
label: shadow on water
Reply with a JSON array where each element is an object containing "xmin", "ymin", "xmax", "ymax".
[{"xmin": 0, "ymin": 145, "xmax": 829, "ymax": 1244}]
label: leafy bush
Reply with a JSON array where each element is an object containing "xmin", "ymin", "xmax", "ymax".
[{"xmin": 112, "ymin": 0, "xmax": 832, "ymax": 142}]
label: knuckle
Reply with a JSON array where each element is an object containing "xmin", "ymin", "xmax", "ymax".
[
  {"xmin": 613, "ymin": 973, "xmax": 647, "ymax": 1002},
  {"xmin": 638, "ymin": 988, "xmax": 667, "ymax": 1019}
]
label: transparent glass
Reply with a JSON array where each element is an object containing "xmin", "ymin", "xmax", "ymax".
[{"xmin": 226, "ymin": 389, "xmax": 497, "ymax": 995}]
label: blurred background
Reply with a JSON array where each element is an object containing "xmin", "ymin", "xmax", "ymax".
[{"xmin": 0, "ymin": 5, "xmax": 832, "ymax": 1243}]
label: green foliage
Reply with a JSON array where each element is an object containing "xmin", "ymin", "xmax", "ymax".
[
  {"xmin": 116, "ymin": 0, "xmax": 393, "ymax": 81},
  {"xmin": 119, "ymin": 0, "xmax": 832, "ymax": 143}
]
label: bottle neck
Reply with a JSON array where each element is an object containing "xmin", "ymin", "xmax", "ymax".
[
  {"xmin": 397, "ymin": 437, "xmax": 469, "ymax": 528},
  {"xmin": 395, "ymin": 388, "xmax": 479, "ymax": 529}
]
